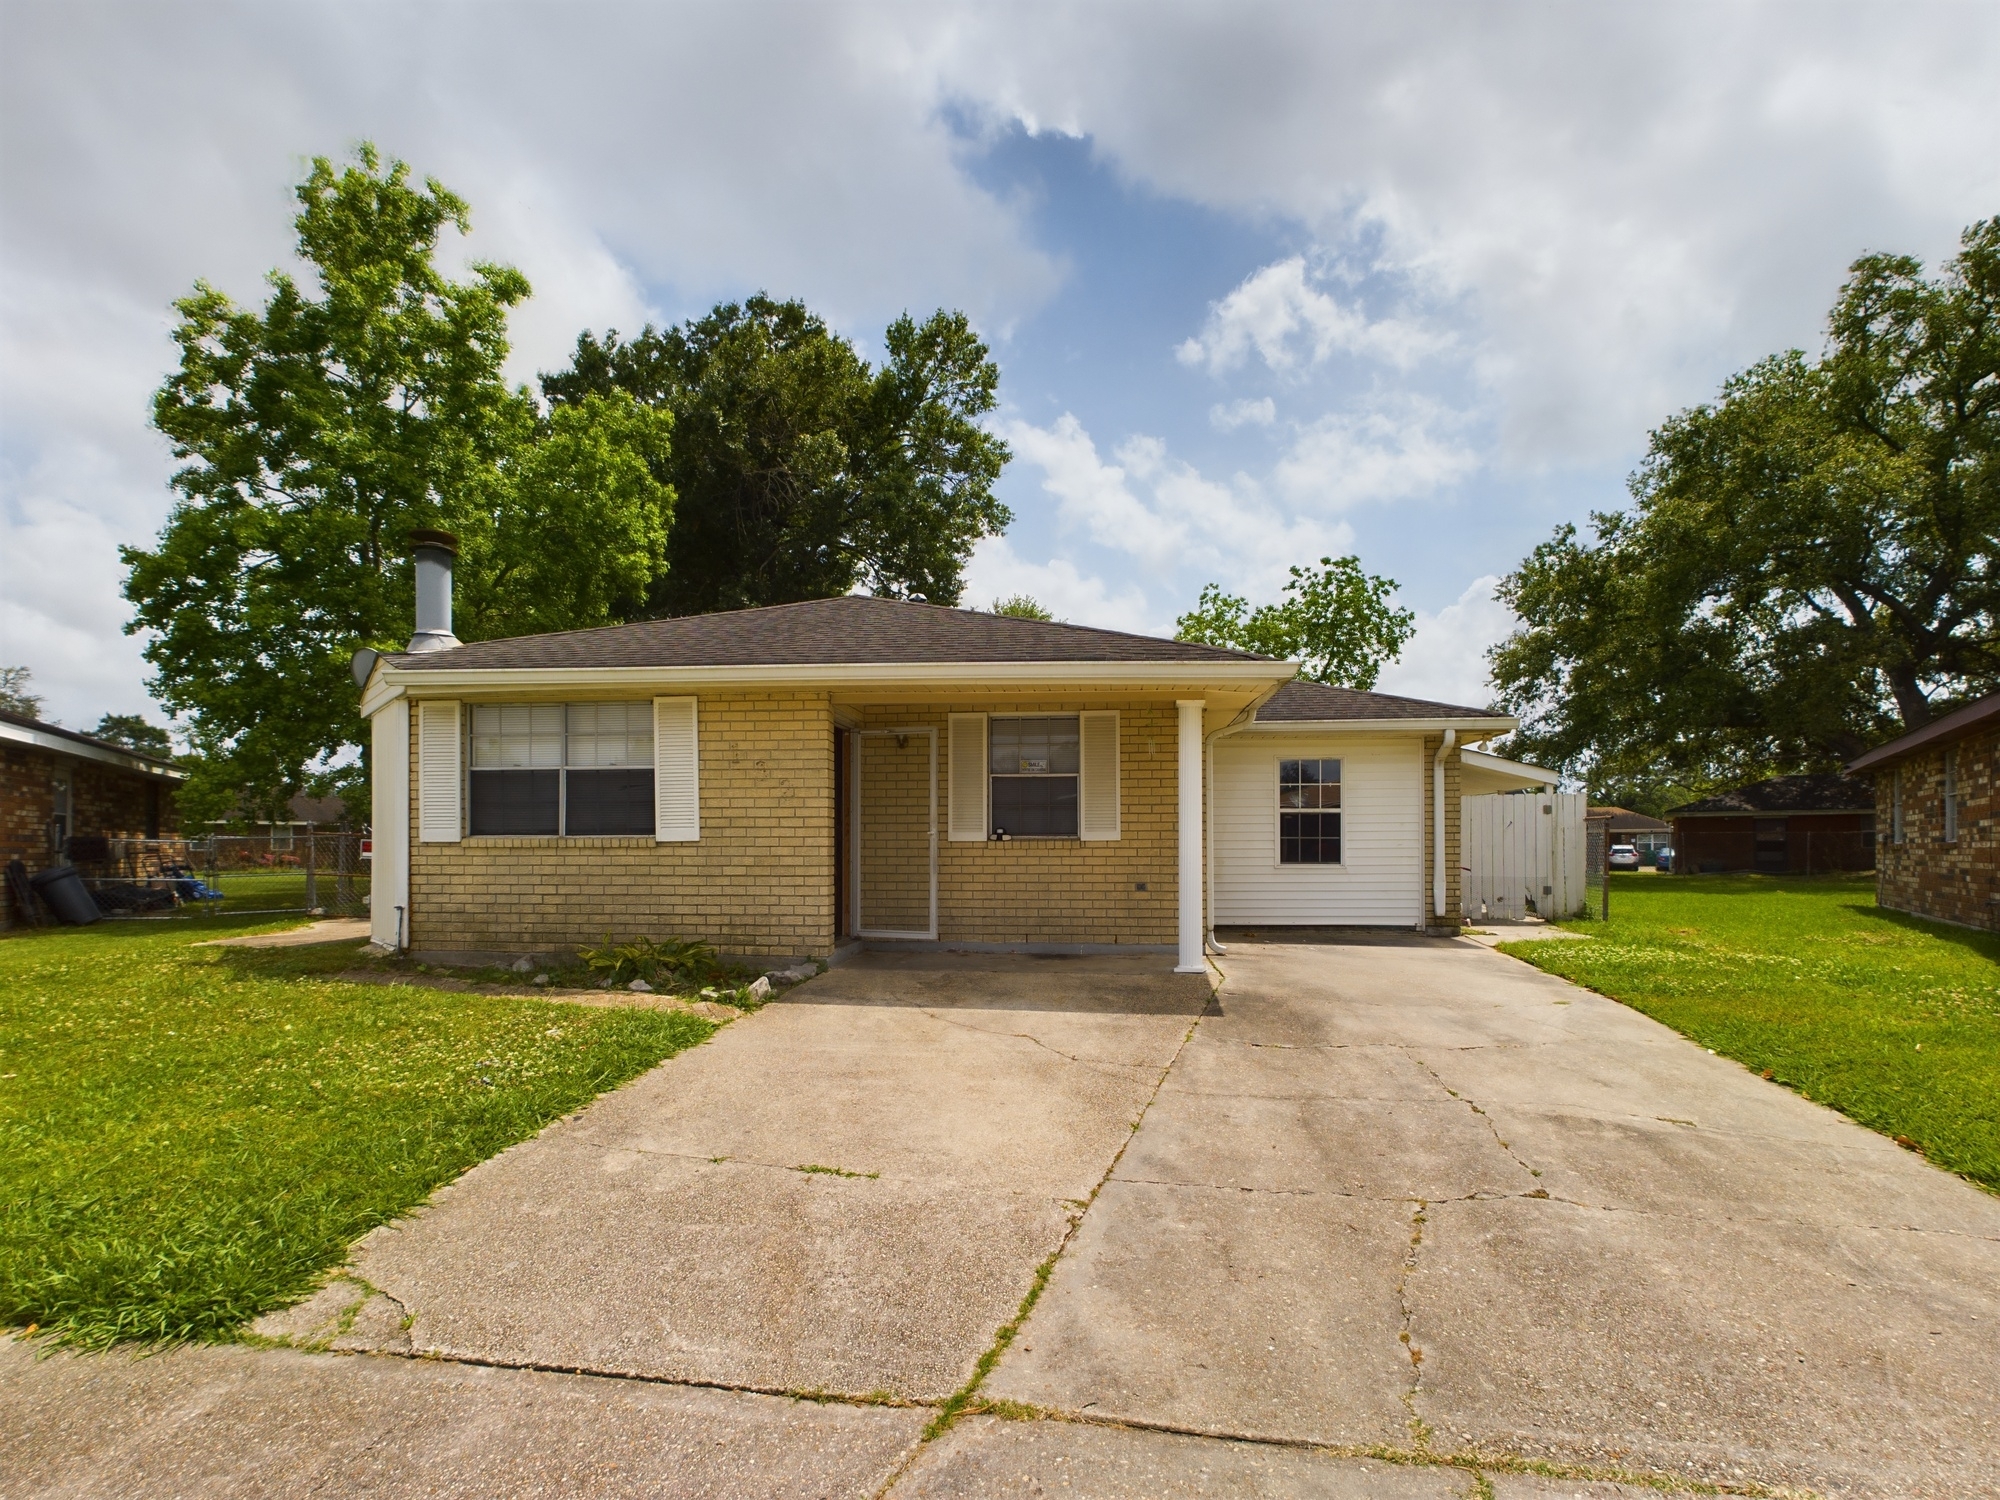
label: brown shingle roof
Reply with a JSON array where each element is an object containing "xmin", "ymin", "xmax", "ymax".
[
  {"xmin": 391, "ymin": 595, "xmax": 1273, "ymax": 671},
  {"xmin": 1589, "ymin": 806, "xmax": 1670, "ymax": 833},
  {"xmin": 1252, "ymin": 679, "xmax": 1503, "ymax": 723},
  {"xmin": 1666, "ymin": 774, "xmax": 1875, "ymax": 817},
  {"xmin": 1846, "ymin": 691, "xmax": 2000, "ymax": 774}
]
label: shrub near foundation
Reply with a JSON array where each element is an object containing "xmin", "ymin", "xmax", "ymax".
[{"xmin": 0, "ymin": 919, "xmax": 713, "ymax": 1348}]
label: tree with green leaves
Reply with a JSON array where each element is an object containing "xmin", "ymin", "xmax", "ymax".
[
  {"xmin": 91, "ymin": 714, "xmax": 175, "ymax": 758},
  {"xmin": 990, "ymin": 594, "xmax": 1054, "ymax": 620},
  {"xmin": 1491, "ymin": 218, "xmax": 2000, "ymax": 800},
  {"xmin": 0, "ymin": 666, "xmax": 43, "ymax": 719},
  {"xmin": 1175, "ymin": 556, "xmax": 1416, "ymax": 689},
  {"xmin": 541, "ymin": 295, "xmax": 1011, "ymax": 614},
  {"xmin": 124, "ymin": 146, "xmax": 673, "ymax": 820}
]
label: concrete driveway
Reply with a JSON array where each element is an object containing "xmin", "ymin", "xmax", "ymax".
[{"xmin": 4, "ymin": 937, "xmax": 1996, "ymax": 1498}]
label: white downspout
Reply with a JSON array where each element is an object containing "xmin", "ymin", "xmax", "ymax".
[{"xmin": 1433, "ymin": 728, "xmax": 1455, "ymax": 922}]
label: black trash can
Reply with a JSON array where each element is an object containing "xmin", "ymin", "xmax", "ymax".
[{"xmin": 30, "ymin": 864, "xmax": 101, "ymax": 925}]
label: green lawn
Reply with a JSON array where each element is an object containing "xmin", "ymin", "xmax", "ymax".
[
  {"xmin": 1500, "ymin": 873, "xmax": 2000, "ymax": 1192},
  {"xmin": 0, "ymin": 919, "xmax": 714, "ymax": 1348}
]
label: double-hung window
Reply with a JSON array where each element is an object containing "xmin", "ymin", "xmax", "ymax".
[
  {"xmin": 989, "ymin": 716, "xmax": 1079, "ymax": 838},
  {"xmin": 1278, "ymin": 758, "xmax": 1341, "ymax": 864},
  {"xmin": 469, "ymin": 703, "xmax": 654, "ymax": 836}
]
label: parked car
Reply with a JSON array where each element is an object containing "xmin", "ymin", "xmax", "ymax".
[
  {"xmin": 1609, "ymin": 843, "xmax": 1641, "ymax": 871},
  {"xmin": 1654, "ymin": 846, "xmax": 1674, "ymax": 873}
]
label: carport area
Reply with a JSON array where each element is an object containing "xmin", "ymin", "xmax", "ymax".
[{"xmin": 5, "ymin": 938, "xmax": 1996, "ymax": 1498}]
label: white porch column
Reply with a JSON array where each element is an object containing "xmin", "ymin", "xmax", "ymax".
[
  {"xmin": 369, "ymin": 699, "xmax": 410, "ymax": 950},
  {"xmin": 1176, "ymin": 699, "xmax": 1206, "ymax": 973}
]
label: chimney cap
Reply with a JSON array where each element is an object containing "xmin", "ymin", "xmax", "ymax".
[{"xmin": 408, "ymin": 528, "xmax": 459, "ymax": 555}]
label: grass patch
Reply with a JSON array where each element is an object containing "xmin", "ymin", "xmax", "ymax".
[
  {"xmin": 1501, "ymin": 873, "xmax": 2000, "ymax": 1191},
  {"xmin": 0, "ymin": 917, "xmax": 715, "ymax": 1348}
]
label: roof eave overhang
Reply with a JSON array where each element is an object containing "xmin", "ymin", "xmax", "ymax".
[
  {"xmin": 0, "ymin": 720, "xmax": 185, "ymax": 780},
  {"xmin": 1240, "ymin": 716, "xmax": 1517, "ymax": 736},
  {"xmin": 360, "ymin": 658, "xmax": 1298, "ymax": 716}
]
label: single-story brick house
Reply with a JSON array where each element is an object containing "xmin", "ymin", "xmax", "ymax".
[
  {"xmin": 1666, "ymin": 775, "xmax": 1876, "ymax": 876},
  {"xmin": 1, "ymin": 708, "xmax": 183, "ymax": 927},
  {"xmin": 1846, "ymin": 691, "xmax": 1998, "ymax": 932},
  {"xmin": 359, "ymin": 537, "xmax": 1513, "ymax": 966}
]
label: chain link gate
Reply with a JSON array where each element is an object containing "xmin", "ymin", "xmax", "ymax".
[{"xmin": 1582, "ymin": 813, "xmax": 1612, "ymax": 922}]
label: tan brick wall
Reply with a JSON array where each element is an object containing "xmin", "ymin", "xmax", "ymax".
[
  {"xmin": 1420, "ymin": 733, "xmax": 1464, "ymax": 932},
  {"xmin": 408, "ymin": 690, "xmax": 837, "ymax": 960},
  {"xmin": 856, "ymin": 699, "xmax": 1181, "ymax": 946},
  {"xmin": 3, "ymin": 745, "xmax": 178, "ymax": 928},
  {"xmin": 1874, "ymin": 725, "xmax": 1997, "ymax": 932}
]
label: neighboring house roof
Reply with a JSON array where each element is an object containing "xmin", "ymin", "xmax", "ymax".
[
  {"xmin": 390, "ymin": 595, "xmax": 1270, "ymax": 672},
  {"xmin": 1845, "ymin": 691, "xmax": 2000, "ymax": 775},
  {"xmin": 1666, "ymin": 775, "xmax": 1875, "ymax": 817},
  {"xmin": 0, "ymin": 708, "xmax": 183, "ymax": 781},
  {"xmin": 1250, "ymin": 678, "xmax": 1509, "ymax": 726},
  {"xmin": 1589, "ymin": 806, "xmax": 1670, "ymax": 833}
]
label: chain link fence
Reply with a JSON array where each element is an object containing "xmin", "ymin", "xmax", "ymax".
[
  {"xmin": 1582, "ymin": 813, "xmax": 1612, "ymax": 922},
  {"xmin": 71, "ymin": 833, "xmax": 370, "ymax": 918}
]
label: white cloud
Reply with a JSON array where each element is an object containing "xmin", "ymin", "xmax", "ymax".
[
  {"xmin": 1177, "ymin": 256, "xmax": 1447, "ymax": 376},
  {"xmin": 1375, "ymin": 574, "xmax": 1515, "ymax": 709},
  {"xmin": 1003, "ymin": 414, "xmax": 1349, "ymax": 601},
  {"xmin": 1209, "ymin": 396, "xmax": 1275, "ymax": 431},
  {"xmin": 960, "ymin": 536, "xmax": 1156, "ymax": 635},
  {"xmin": 1273, "ymin": 398, "xmax": 1479, "ymax": 511}
]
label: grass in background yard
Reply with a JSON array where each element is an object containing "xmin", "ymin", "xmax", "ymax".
[
  {"xmin": 0, "ymin": 918, "xmax": 714, "ymax": 1348},
  {"xmin": 1501, "ymin": 874, "xmax": 2000, "ymax": 1192}
]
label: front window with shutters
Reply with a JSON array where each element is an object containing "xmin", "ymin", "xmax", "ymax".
[
  {"xmin": 989, "ymin": 715, "xmax": 1080, "ymax": 838},
  {"xmin": 469, "ymin": 703, "xmax": 654, "ymax": 836},
  {"xmin": 1278, "ymin": 758, "xmax": 1341, "ymax": 864}
]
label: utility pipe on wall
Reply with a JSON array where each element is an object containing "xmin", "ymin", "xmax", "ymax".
[
  {"xmin": 1433, "ymin": 728, "xmax": 1455, "ymax": 920},
  {"xmin": 1176, "ymin": 699, "xmax": 1206, "ymax": 973}
]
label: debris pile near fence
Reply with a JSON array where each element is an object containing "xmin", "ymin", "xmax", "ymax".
[{"xmin": 68, "ymin": 833, "xmax": 370, "ymax": 918}]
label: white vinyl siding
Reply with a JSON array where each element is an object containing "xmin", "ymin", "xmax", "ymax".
[
  {"xmin": 653, "ymin": 697, "xmax": 699, "ymax": 842},
  {"xmin": 947, "ymin": 713, "xmax": 988, "ymax": 841},
  {"xmin": 1078, "ymin": 710, "xmax": 1120, "ymax": 841},
  {"xmin": 417, "ymin": 700, "xmax": 462, "ymax": 843},
  {"xmin": 1213, "ymin": 733, "xmax": 1424, "ymax": 925}
]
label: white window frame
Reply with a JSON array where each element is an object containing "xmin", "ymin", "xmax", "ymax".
[
  {"xmin": 987, "ymin": 713, "xmax": 1083, "ymax": 841},
  {"xmin": 1274, "ymin": 755, "xmax": 1345, "ymax": 869},
  {"xmin": 467, "ymin": 701, "xmax": 656, "ymax": 838},
  {"xmin": 1943, "ymin": 747, "xmax": 1958, "ymax": 843}
]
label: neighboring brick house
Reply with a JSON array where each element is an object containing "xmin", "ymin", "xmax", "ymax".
[
  {"xmin": 1847, "ymin": 692, "xmax": 1999, "ymax": 933},
  {"xmin": 1666, "ymin": 775, "xmax": 1876, "ymax": 875},
  {"xmin": 361, "ymin": 537, "xmax": 1512, "ymax": 965},
  {"xmin": 1, "ymin": 708, "xmax": 183, "ymax": 927}
]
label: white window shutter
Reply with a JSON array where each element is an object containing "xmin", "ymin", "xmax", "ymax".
[
  {"xmin": 947, "ymin": 713, "xmax": 989, "ymax": 841},
  {"xmin": 654, "ymin": 697, "xmax": 699, "ymax": 841},
  {"xmin": 1078, "ymin": 710, "xmax": 1120, "ymax": 841},
  {"xmin": 417, "ymin": 700, "xmax": 462, "ymax": 843}
]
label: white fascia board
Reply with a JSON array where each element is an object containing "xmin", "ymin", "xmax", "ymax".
[
  {"xmin": 0, "ymin": 720, "xmax": 185, "ymax": 780},
  {"xmin": 362, "ymin": 658, "xmax": 1297, "ymax": 714},
  {"xmin": 1461, "ymin": 747, "xmax": 1558, "ymax": 783},
  {"xmin": 1238, "ymin": 716, "xmax": 1517, "ymax": 737}
]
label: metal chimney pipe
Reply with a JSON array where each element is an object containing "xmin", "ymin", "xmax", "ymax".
[{"xmin": 406, "ymin": 529, "xmax": 462, "ymax": 654}]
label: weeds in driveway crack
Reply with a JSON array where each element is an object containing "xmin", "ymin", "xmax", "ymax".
[{"xmin": 1395, "ymin": 1198, "xmax": 1432, "ymax": 1449}]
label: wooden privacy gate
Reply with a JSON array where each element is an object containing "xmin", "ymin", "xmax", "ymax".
[{"xmin": 1462, "ymin": 792, "xmax": 1587, "ymax": 921}]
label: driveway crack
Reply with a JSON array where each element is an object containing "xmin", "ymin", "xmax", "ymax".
[
  {"xmin": 917, "ymin": 1009, "xmax": 1162, "ymax": 1073},
  {"xmin": 1395, "ymin": 1198, "xmax": 1432, "ymax": 1452}
]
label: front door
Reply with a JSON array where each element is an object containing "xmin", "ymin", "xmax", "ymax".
[{"xmin": 854, "ymin": 728, "xmax": 937, "ymax": 939}]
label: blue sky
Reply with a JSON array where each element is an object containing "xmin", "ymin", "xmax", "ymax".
[{"xmin": 5, "ymin": 2, "xmax": 1997, "ymax": 725}]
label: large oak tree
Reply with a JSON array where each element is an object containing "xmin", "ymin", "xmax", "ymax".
[{"xmin": 1491, "ymin": 218, "xmax": 1999, "ymax": 806}]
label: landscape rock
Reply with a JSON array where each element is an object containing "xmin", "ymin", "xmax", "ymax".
[
  {"xmin": 746, "ymin": 976, "xmax": 772, "ymax": 1002},
  {"xmin": 628, "ymin": 979, "xmax": 653, "ymax": 993},
  {"xmin": 532, "ymin": 974, "xmax": 550, "ymax": 986},
  {"xmin": 509, "ymin": 956, "xmax": 534, "ymax": 973}
]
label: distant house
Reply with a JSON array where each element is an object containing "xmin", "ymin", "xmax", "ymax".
[
  {"xmin": 1665, "ymin": 775, "xmax": 1875, "ymax": 875},
  {"xmin": 1, "ymin": 708, "xmax": 183, "ymax": 927},
  {"xmin": 1847, "ymin": 692, "xmax": 1997, "ymax": 932},
  {"xmin": 1590, "ymin": 806, "xmax": 1671, "ymax": 855}
]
